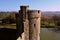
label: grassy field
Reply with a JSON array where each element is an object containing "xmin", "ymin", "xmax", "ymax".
[{"xmin": 0, "ymin": 24, "xmax": 16, "ymax": 29}]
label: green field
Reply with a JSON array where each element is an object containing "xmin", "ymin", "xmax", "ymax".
[{"xmin": 0, "ymin": 25, "xmax": 16, "ymax": 29}]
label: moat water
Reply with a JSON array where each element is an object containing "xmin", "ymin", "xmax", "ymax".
[
  {"xmin": 41, "ymin": 28, "xmax": 60, "ymax": 40},
  {"xmin": 0, "ymin": 25, "xmax": 60, "ymax": 40}
]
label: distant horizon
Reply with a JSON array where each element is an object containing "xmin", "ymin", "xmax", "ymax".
[
  {"xmin": 0, "ymin": 0, "xmax": 60, "ymax": 11},
  {"xmin": 0, "ymin": 10, "xmax": 60, "ymax": 12}
]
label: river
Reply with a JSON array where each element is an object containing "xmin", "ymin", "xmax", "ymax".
[{"xmin": 41, "ymin": 28, "xmax": 60, "ymax": 40}]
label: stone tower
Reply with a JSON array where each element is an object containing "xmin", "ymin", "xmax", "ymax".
[
  {"xmin": 28, "ymin": 10, "xmax": 40, "ymax": 40},
  {"xmin": 16, "ymin": 5, "xmax": 41, "ymax": 40}
]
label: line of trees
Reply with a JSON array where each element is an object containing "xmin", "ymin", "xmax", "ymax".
[
  {"xmin": 41, "ymin": 15, "xmax": 60, "ymax": 26},
  {"xmin": 1, "ymin": 13, "xmax": 16, "ymax": 24}
]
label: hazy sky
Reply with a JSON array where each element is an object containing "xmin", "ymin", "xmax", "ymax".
[{"xmin": 0, "ymin": 0, "xmax": 60, "ymax": 11}]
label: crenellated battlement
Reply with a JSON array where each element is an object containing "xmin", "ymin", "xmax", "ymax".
[{"xmin": 28, "ymin": 10, "xmax": 40, "ymax": 19}]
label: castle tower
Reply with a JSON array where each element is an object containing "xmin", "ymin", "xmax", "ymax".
[
  {"xmin": 16, "ymin": 5, "xmax": 41, "ymax": 40},
  {"xmin": 28, "ymin": 10, "xmax": 40, "ymax": 40},
  {"xmin": 16, "ymin": 5, "xmax": 29, "ymax": 40},
  {"xmin": 20, "ymin": 6, "xmax": 29, "ymax": 40}
]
